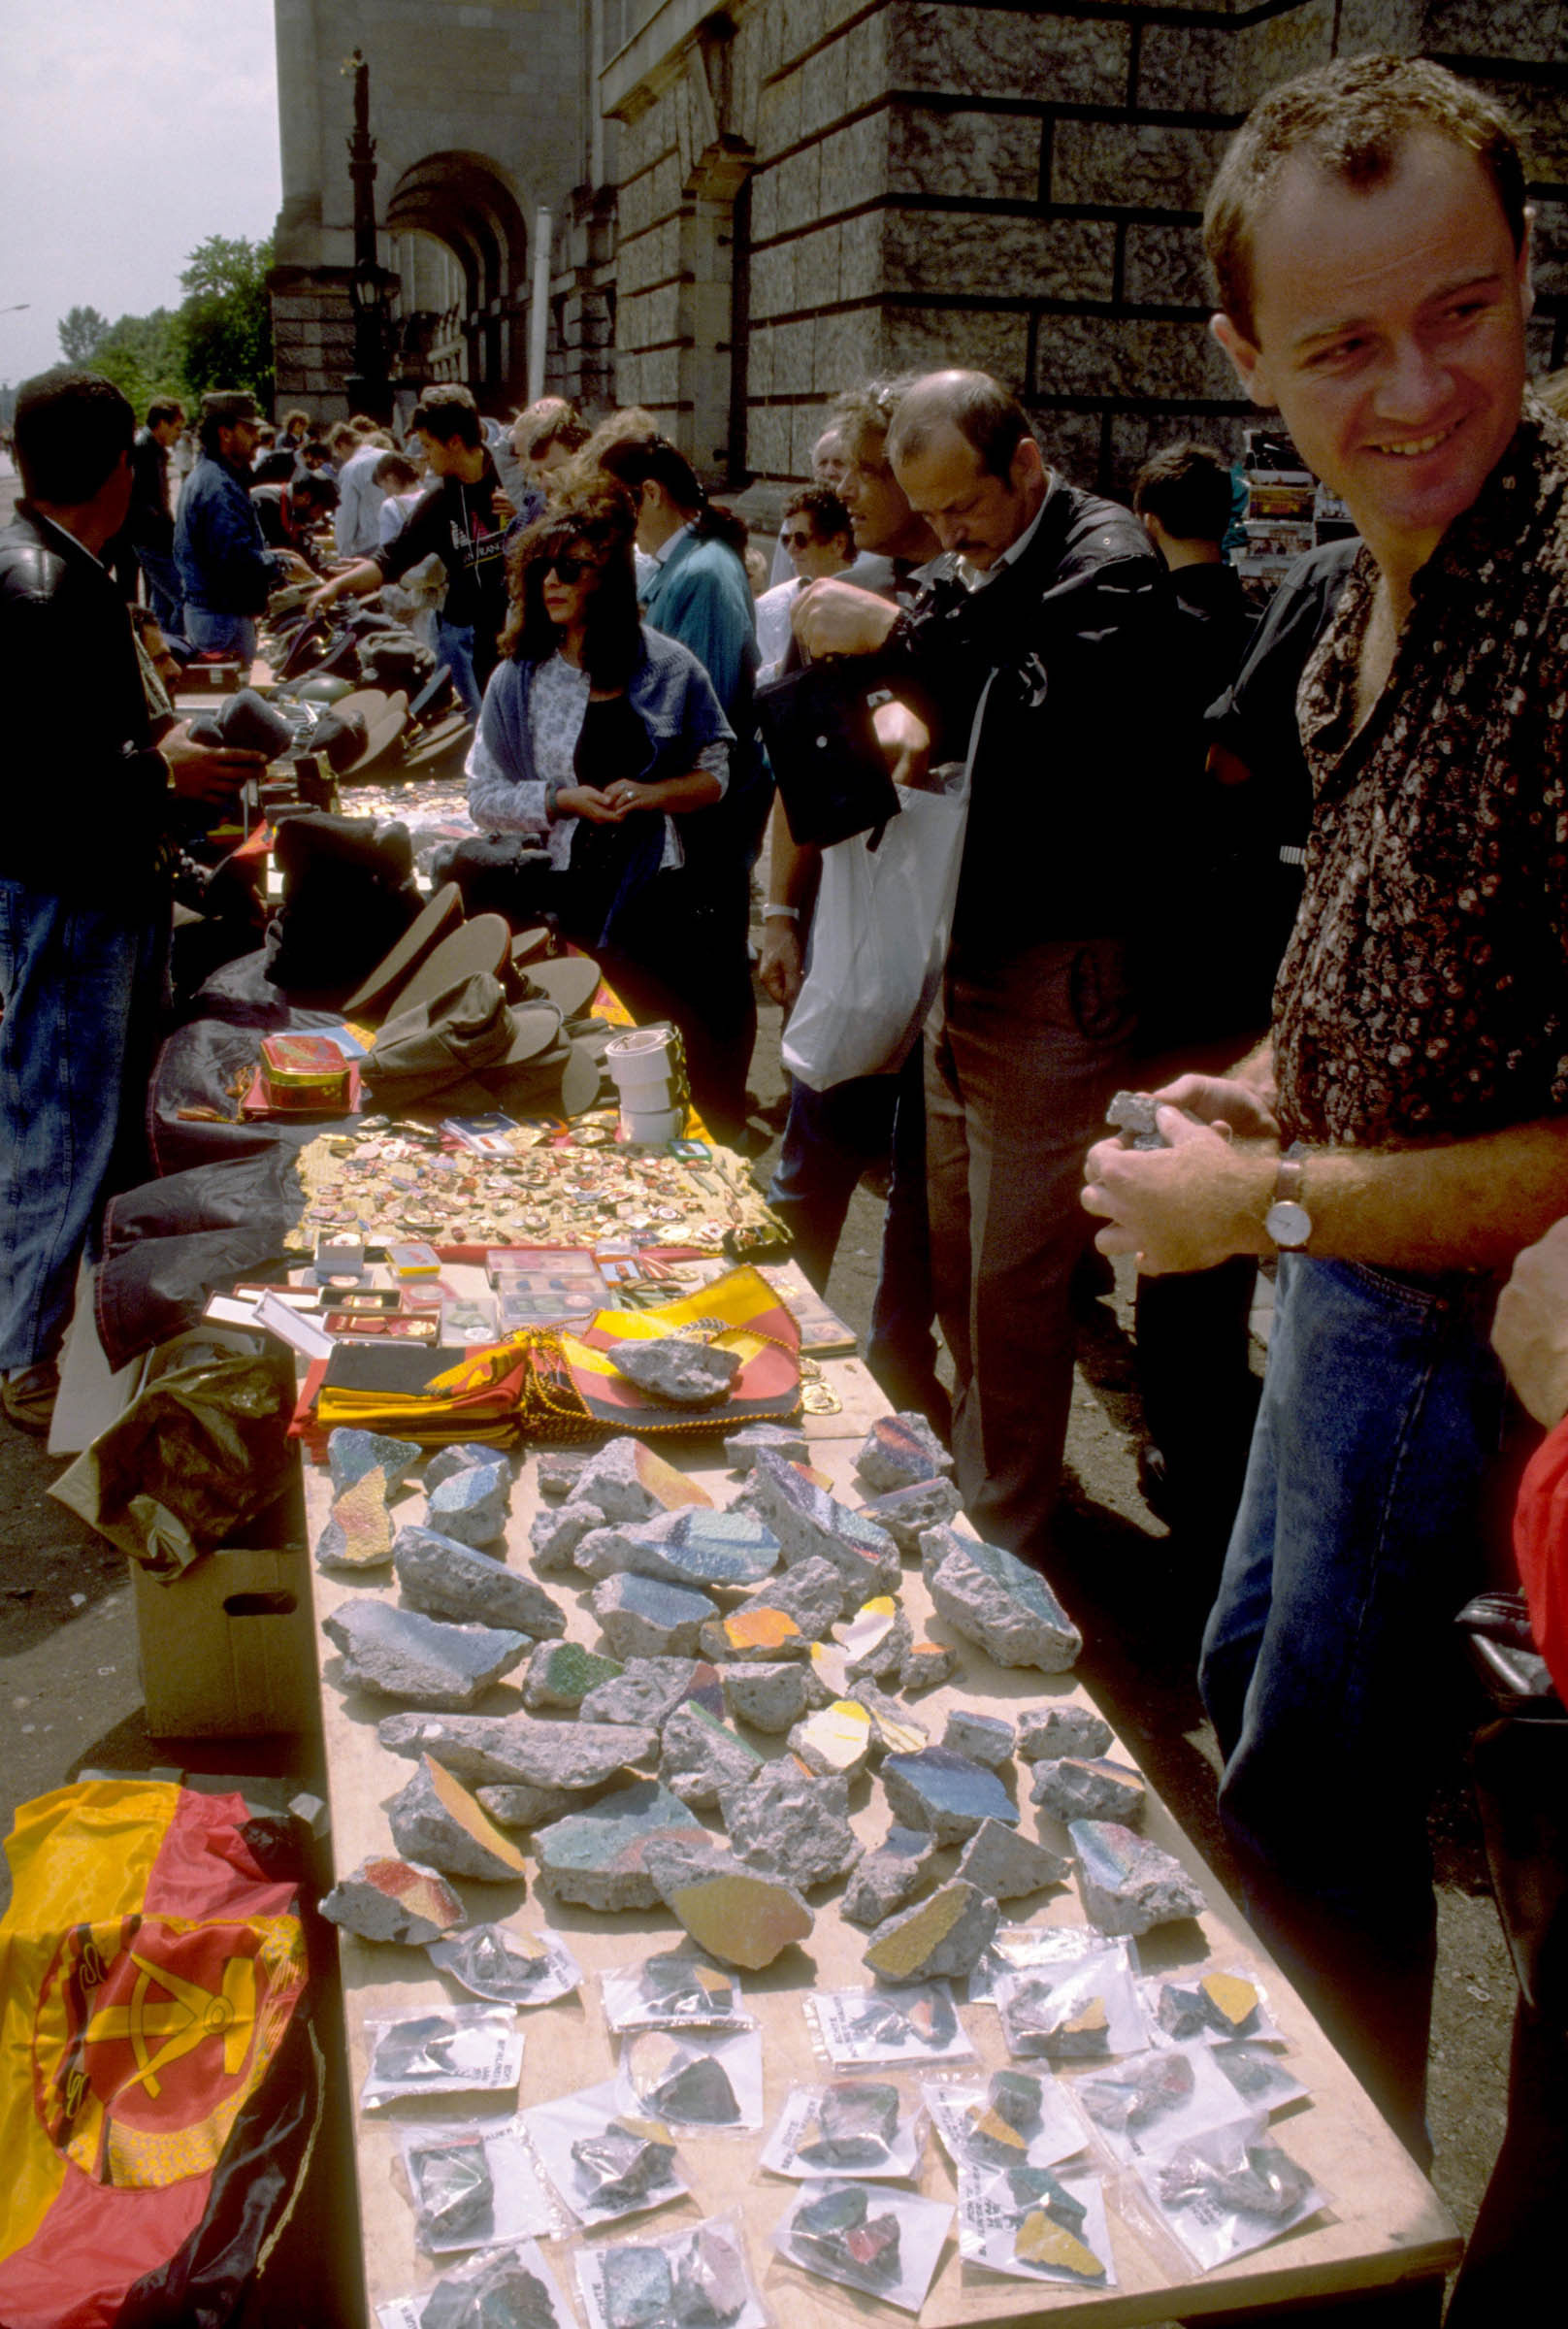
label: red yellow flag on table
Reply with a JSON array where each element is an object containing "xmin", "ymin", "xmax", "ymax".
[{"xmin": 0, "ymin": 1780, "xmax": 308, "ymax": 2329}]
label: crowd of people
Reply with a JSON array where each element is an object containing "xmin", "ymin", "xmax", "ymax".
[{"xmin": 2, "ymin": 50, "xmax": 1566, "ymax": 2313}]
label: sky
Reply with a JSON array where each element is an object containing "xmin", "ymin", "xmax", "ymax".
[{"xmin": 1, "ymin": 0, "xmax": 282, "ymax": 385}]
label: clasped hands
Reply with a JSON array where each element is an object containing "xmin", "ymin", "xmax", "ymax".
[
  {"xmin": 1081, "ymin": 1074, "xmax": 1281, "ymax": 1275},
  {"xmin": 556, "ymin": 780, "xmax": 649, "ymax": 825}
]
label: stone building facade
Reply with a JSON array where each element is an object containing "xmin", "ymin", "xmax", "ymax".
[
  {"xmin": 271, "ymin": 1, "xmax": 1566, "ymax": 490},
  {"xmin": 604, "ymin": 0, "xmax": 1567, "ymax": 495}
]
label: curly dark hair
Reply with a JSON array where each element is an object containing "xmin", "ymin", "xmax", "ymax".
[{"xmin": 500, "ymin": 481, "xmax": 643, "ymax": 688}]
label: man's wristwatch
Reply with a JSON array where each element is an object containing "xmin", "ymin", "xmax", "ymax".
[{"xmin": 1264, "ymin": 1141, "xmax": 1313, "ymax": 1251}]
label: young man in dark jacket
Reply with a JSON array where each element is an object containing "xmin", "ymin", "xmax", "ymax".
[
  {"xmin": 175, "ymin": 389, "xmax": 312, "ymax": 662},
  {"xmin": 0, "ymin": 370, "xmax": 262, "ymax": 1429}
]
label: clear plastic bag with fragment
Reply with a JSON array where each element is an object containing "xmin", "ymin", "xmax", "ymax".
[
  {"xmin": 573, "ymin": 2209, "xmax": 771, "ymax": 2329},
  {"xmin": 955, "ymin": 2159, "xmax": 1117, "ymax": 2287},
  {"xmin": 521, "ymin": 2078, "xmax": 690, "ymax": 2228},
  {"xmin": 1132, "ymin": 2113, "xmax": 1328, "ymax": 2270},
  {"xmin": 995, "ymin": 1951, "xmax": 1148, "ymax": 2062},
  {"xmin": 361, "ymin": 2005, "xmax": 524, "ymax": 2111},
  {"xmin": 615, "ymin": 2028, "xmax": 766, "ymax": 2134},
  {"xmin": 429, "ymin": 1923, "xmax": 582, "ymax": 2008},
  {"xmin": 772, "ymin": 2179, "xmax": 954, "ymax": 2313},
  {"xmin": 760, "ymin": 2078, "xmax": 927, "ymax": 2180},
  {"xmin": 921, "ymin": 2069, "xmax": 1089, "ymax": 2174},
  {"xmin": 601, "ymin": 1950, "xmax": 753, "ymax": 2035},
  {"xmin": 1076, "ymin": 2041, "xmax": 1247, "ymax": 2162},
  {"xmin": 397, "ymin": 2116, "xmax": 560, "ymax": 2254},
  {"xmin": 804, "ymin": 1982, "xmax": 975, "ymax": 2070},
  {"xmin": 375, "ymin": 2236, "xmax": 576, "ymax": 2329}
]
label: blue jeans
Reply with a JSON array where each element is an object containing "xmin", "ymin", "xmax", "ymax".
[
  {"xmin": 768, "ymin": 1042, "xmax": 945, "ymax": 1427},
  {"xmin": 0, "ymin": 884, "xmax": 167, "ymax": 1370},
  {"xmin": 135, "ymin": 546, "xmax": 182, "ymax": 634},
  {"xmin": 183, "ymin": 607, "xmax": 256, "ymax": 663},
  {"xmin": 437, "ymin": 619, "xmax": 483, "ymax": 721},
  {"xmin": 1199, "ymin": 1250, "xmax": 1508, "ymax": 2158}
]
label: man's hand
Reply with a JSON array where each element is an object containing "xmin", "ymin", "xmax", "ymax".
[
  {"xmin": 492, "ymin": 489, "xmax": 517, "ymax": 526},
  {"xmin": 1082, "ymin": 1105, "xmax": 1274, "ymax": 1275},
  {"xmin": 792, "ymin": 579, "xmax": 899, "ymax": 660},
  {"xmin": 872, "ymin": 699, "xmax": 931, "ymax": 788},
  {"xmin": 305, "ymin": 579, "xmax": 342, "ymax": 618},
  {"xmin": 1152, "ymin": 1072, "xmax": 1281, "ymax": 1142},
  {"xmin": 279, "ymin": 551, "xmax": 316, "ymax": 581},
  {"xmin": 555, "ymin": 784, "xmax": 626, "ymax": 825},
  {"xmin": 162, "ymin": 727, "xmax": 268, "ymax": 806},
  {"xmin": 760, "ymin": 920, "xmax": 804, "ymax": 1012},
  {"xmin": 1491, "ymin": 1216, "xmax": 1568, "ymax": 1426}
]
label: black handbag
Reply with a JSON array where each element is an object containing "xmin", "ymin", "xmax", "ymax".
[{"xmin": 755, "ymin": 657, "xmax": 901, "ymax": 850}]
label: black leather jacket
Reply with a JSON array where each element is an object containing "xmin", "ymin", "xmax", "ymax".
[{"xmin": 0, "ymin": 505, "xmax": 173, "ymax": 898}]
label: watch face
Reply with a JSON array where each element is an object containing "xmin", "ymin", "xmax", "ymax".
[{"xmin": 1265, "ymin": 1197, "xmax": 1313, "ymax": 1251}]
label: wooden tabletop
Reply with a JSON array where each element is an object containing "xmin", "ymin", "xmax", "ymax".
[{"xmin": 302, "ymin": 1355, "xmax": 1458, "ymax": 2326}]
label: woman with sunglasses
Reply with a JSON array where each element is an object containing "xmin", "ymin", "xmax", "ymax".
[{"xmin": 455, "ymin": 484, "xmax": 735, "ymax": 1104}]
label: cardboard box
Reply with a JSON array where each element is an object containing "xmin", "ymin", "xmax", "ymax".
[
  {"xmin": 131, "ymin": 1539, "xmax": 317, "ymax": 1737},
  {"xmin": 127, "ymin": 1329, "xmax": 318, "ymax": 1738}
]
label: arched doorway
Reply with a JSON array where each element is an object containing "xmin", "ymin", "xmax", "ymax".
[{"xmin": 385, "ymin": 150, "xmax": 530, "ymax": 406}]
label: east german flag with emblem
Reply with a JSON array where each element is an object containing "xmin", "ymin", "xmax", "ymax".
[{"xmin": 0, "ymin": 1780, "xmax": 310, "ymax": 2328}]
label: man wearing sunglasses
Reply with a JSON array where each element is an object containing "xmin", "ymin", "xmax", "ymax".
[{"xmin": 754, "ymin": 487, "xmax": 856, "ymax": 685}]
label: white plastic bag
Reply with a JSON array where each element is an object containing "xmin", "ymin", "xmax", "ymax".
[{"xmin": 782, "ymin": 674, "xmax": 987, "ymax": 1098}]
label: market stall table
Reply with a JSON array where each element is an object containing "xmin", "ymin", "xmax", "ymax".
[{"xmin": 301, "ymin": 1366, "xmax": 1458, "ymax": 2326}]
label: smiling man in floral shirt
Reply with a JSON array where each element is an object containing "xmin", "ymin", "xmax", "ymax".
[{"xmin": 1083, "ymin": 54, "xmax": 1568, "ymax": 2169}]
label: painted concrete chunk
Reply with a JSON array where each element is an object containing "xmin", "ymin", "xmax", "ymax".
[
  {"xmin": 394, "ymin": 1524, "xmax": 568, "ymax": 1638},
  {"xmin": 608, "ymin": 1336, "xmax": 741, "ymax": 1405},
  {"xmin": 724, "ymin": 1421, "xmax": 810, "ymax": 1473},
  {"xmin": 749, "ymin": 1448, "xmax": 900, "ymax": 1609},
  {"xmin": 385, "ymin": 1755, "xmax": 530, "ymax": 1883},
  {"xmin": 318, "ymin": 1854, "xmax": 465, "ymax": 1945},
  {"xmin": 377, "ymin": 1710, "xmax": 658, "ymax": 1788},
  {"xmin": 955, "ymin": 1817, "xmax": 1070, "ymax": 1901},
  {"xmin": 853, "ymin": 1683, "xmax": 930, "ymax": 1758},
  {"xmin": 314, "ymin": 1467, "xmax": 395, "ymax": 1572},
  {"xmin": 1070, "ymin": 1819, "xmax": 1205, "ymax": 1936},
  {"xmin": 881, "ymin": 1747, "xmax": 1020, "ymax": 1844},
  {"xmin": 863, "ymin": 1879, "xmax": 998, "ymax": 1983},
  {"xmin": 720, "ymin": 1660, "xmax": 808, "ymax": 1733},
  {"xmin": 522, "ymin": 1637, "xmax": 622, "ymax": 1710},
  {"xmin": 731, "ymin": 1555, "xmax": 846, "ymax": 1640},
  {"xmin": 530, "ymin": 1498, "xmax": 604, "ymax": 1571},
  {"xmin": 323, "ymin": 1601, "xmax": 529, "ymax": 1708},
  {"xmin": 579, "ymin": 1657, "xmax": 710, "ymax": 1730},
  {"xmin": 533, "ymin": 1780, "xmax": 704, "ymax": 1911},
  {"xmin": 789, "ymin": 1699, "xmax": 875, "ymax": 1781},
  {"xmin": 921, "ymin": 1525, "xmax": 1082, "ymax": 1672},
  {"xmin": 537, "ymin": 1444, "xmax": 590, "ymax": 1499},
  {"xmin": 899, "ymin": 1636, "xmax": 959, "ymax": 1693},
  {"xmin": 593, "ymin": 1572, "xmax": 718, "ymax": 1660},
  {"xmin": 942, "ymin": 1708, "xmax": 1016, "ymax": 1768},
  {"xmin": 859, "ymin": 1475, "xmax": 964, "ymax": 1557},
  {"xmin": 424, "ymin": 1440, "xmax": 505, "ymax": 1492},
  {"xmin": 1017, "ymin": 1704, "xmax": 1114, "ymax": 1763},
  {"xmin": 475, "ymin": 1780, "xmax": 584, "ymax": 1827},
  {"xmin": 719, "ymin": 1759, "xmax": 862, "ymax": 1891},
  {"xmin": 854, "ymin": 1412, "xmax": 954, "ymax": 1494},
  {"xmin": 575, "ymin": 1506, "xmax": 779, "ymax": 1591},
  {"xmin": 1030, "ymin": 1756, "xmax": 1146, "ymax": 1827},
  {"xmin": 426, "ymin": 1458, "xmax": 510, "ymax": 1548},
  {"xmin": 833, "ymin": 1595, "xmax": 911, "ymax": 1684},
  {"xmin": 659, "ymin": 1701, "xmax": 765, "ymax": 1808},
  {"xmin": 700, "ymin": 1605, "xmax": 809, "ymax": 1662},
  {"xmin": 327, "ymin": 1427, "xmax": 423, "ymax": 1498},
  {"xmin": 643, "ymin": 1834, "xmax": 814, "ymax": 1969},
  {"xmin": 841, "ymin": 1825, "xmax": 940, "ymax": 1929},
  {"xmin": 574, "ymin": 1436, "xmax": 713, "ymax": 1524}
]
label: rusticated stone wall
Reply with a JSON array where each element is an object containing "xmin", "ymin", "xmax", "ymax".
[{"xmin": 603, "ymin": 0, "xmax": 1568, "ymax": 495}]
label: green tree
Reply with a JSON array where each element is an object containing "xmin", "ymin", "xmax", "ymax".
[
  {"xmin": 176, "ymin": 235, "xmax": 274, "ymax": 405},
  {"xmin": 85, "ymin": 310, "xmax": 189, "ymax": 419},
  {"xmin": 57, "ymin": 305, "xmax": 111, "ymax": 363}
]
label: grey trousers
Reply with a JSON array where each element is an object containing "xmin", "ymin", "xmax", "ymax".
[{"xmin": 925, "ymin": 936, "xmax": 1134, "ymax": 1562}]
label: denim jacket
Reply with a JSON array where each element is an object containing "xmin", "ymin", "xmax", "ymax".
[
  {"xmin": 175, "ymin": 453, "xmax": 284, "ymax": 616},
  {"xmin": 468, "ymin": 625, "xmax": 733, "ymax": 832}
]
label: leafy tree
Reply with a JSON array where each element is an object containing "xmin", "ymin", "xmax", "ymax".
[
  {"xmin": 176, "ymin": 235, "xmax": 274, "ymax": 405},
  {"xmin": 86, "ymin": 310, "xmax": 188, "ymax": 420},
  {"xmin": 57, "ymin": 305, "xmax": 111, "ymax": 363}
]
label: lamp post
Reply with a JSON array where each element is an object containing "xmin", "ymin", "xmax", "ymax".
[{"xmin": 342, "ymin": 50, "xmax": 395, "ymax": 420}]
